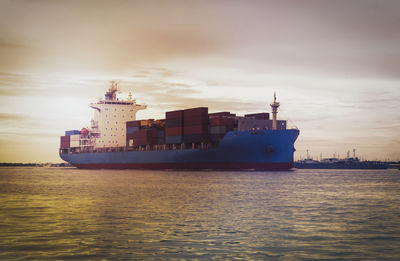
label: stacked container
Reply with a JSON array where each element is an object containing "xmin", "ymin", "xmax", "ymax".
[
  {"xmin": 60, "ymin": 136, "xmax": 70, "ymax": 148},
  {"xmin": 128, "ymin": 129, "xmax": 159, "ymax": 146},
  {"xmin": 126, "ymin": 120, "xmax": 141, "ymax": 134},
  {"xmin": 65, "ymin": 130, "xmax": 80, "ymax": 136},
  {"xmin": 140, "ymin": 119, "xmax": 154, "ymax": 128},
  {"xmin": 244, "ymin": 113, "xmax": 270, "ymax": 120},
  {"xmin": 209, "ymin": 113, "xmax": 235, "ymax": 142},
  {"xmin": 165, "ymin": 110, "xmax": 184, "ymax": 144},
  {"xmin": 183, "ymin": 107, "xmax": 208, "ymax": 143},
  {"xmin": 153, "ymin": 119, "xmax": 166, "ymax": 128},
  {"xmin": 209, "ymin": 112, "xmax": 236, "ymax": 118},
  {"xmin": 70, "ymin": 134, "xmax": 80, "ymax": 147},
  {"xmin": 157, "ymin": 130, "xmax": 165, "ymax": 145}
]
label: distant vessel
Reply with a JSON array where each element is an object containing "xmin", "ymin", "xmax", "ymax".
[
  {"xmin": 295, "ymin": 156, "xmax": 388, "ymax": 169},
  {"xmin": 59, "ymin": 82, "xmax": 299, "ymax": 170}
]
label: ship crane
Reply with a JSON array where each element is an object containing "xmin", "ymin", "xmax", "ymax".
[{"xmin": 270, "ymin": 92, "xmax": 280, "ymax": 130}]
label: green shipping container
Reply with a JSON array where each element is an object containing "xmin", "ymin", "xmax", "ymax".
[{"xmin": 210, "ymin": 126, "xmax": 227, "ymax": 134}]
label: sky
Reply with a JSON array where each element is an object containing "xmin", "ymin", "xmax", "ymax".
[{"xmin": 0, "ymin": 0, "xmax": 399, "ymax": 162}]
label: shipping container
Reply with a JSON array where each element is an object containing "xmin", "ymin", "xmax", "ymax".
[
  {"xmin": 165, "ymin": 127, "xmax": 183, "ymax": 136},
  {"xmin": 210, "ymin": 126, "xmax": 227, "ymax": 134},
  {"xmin": 60, "ymin": 136, "xmax": 70, "ymax": 148},
  {"xmin": 166, "ymin": 135, "xmax": 182, "ymax": 144},
  {"xmin": 140, "ymin": 119, "xmax": 154, "ymax": 127},
  {"xmin": 131, "ymin": 137, "xmax": 158, "ymax": 146},
  {"xmin": 183, "ymin": 107, "xmax": 208, "ymax": 117},
  {"xmin": 183, "ymin": 115, "xmax": 208, "ymax": 126},
  {"xmin": 157, "ymin": 130, "xmax": 165, "ymax": 145},
  {"xmin": 244, "ymin": 113, "xmax": 270, "ymax": 120},
  {"xmin": 127, "ymin": 129, "xmax": 159, "ymax": 146},
  {"xmin": 70, "ymin": 134, "xmax": 80, "ymax": 141},
  {"xmin": 184, "ymin": 125, "xmax": 208, "ymax": 135},
  {"xmin": 65, "ymin": 130, "xmax": 80, "ymax": 136},
  {"xmin": 166, "ymin": 110, "xmax": 183, "ymax": 119},
  {"xmin": 209, "ymin": 117, "xmax": 235, "ymax": 126},
  {"xmin": 237, "ymin": 118, "xmax": 272, "ymax": 131},
  {"xmin": 208, "ymin": 112, "xmax": 232, "ymax": 118},
  {"xmin": 126, "ymin": 126, "xmax": 140, "ymax": 134},
  {"xmin": 70, "ymin": 140, "xmax": 80, "ymax": 148},
  {"xmin": 183, "ymin": 134, "xmax": 207, "ymax": 143},
  {"xmin": 126, "ymin": 120, "xmax": 141, "ymax": 128},
  {"xmin": 165, "ymin": 118, "xmax": 183, "ymax": 128},
  {"xmin": 153, "ymin": 119, "xmax": 166, "ymax": 128}
]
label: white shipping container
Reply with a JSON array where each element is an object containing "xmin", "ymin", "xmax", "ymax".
[
  {"xmin": 70, "ymin": 140, "xmax": 80, "ymax": 147},
  {"xmin": 70, "ymin": 134, "xmax": 80, "ymax": 141}
]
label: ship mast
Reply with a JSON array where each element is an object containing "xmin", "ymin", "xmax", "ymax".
[
  {"xmin": 270, "ymin": 92, "xmax": 280, "ymax": 130},
  {"xmin": 105, "ymin": 81, "xmax": 119, "ymax": 101}
]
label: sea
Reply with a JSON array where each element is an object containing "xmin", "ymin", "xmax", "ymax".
[{"xmin": 0, "ymin": 167, "xmax": 399, "ymax": 260}]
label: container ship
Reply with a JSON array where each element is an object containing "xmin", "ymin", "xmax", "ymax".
[{"xmin": 59, "ymin": 82, "xmax": 299, "ymax": 170}]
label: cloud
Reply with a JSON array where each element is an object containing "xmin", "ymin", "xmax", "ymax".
[
  {"xmin": 0, "ymin": 112, "xmax": 29, "ymax": 121},
  {"xmin": 1, "ymin": 0, "xmax": 400, "ymax": 79},
  {"xmin": 1, "ymin": 1, "xmax": 400, "ymax": 161}
]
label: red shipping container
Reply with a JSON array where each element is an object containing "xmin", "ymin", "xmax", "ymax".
[
  {"xmin": 128, "ymin": 129, "xmax": 159, "ymax": 145},
  {"xmin": 132, "ymin": 138, "xmax": 149, "ymax": 146},
  {"xmin": 210, "ymin": 117, "xmax": 235, "ymax": 126},
  {"xmin": 209, "ymin": 111, "xmax": 230, "ymax": 117},
  {"xmin": 244, "ymin": 113, "xmax": 270, "ymax": 120},
  {"xmin": 184, "ymin": 115, "xmax": 208, "ymax": 126},
  {"xmin": 165, "ymin": 118, "xmax": 183, "ymax": 128},
  {"xmin": 166, "ymin": 110, "xmax": 183, "ymax": 119},
  {"xmin": 165, "ymin": 127, "xmax": 183, "ymax": 136},
  {"xmin": 126, "ymin": 133, "xmax": 138, "ymax": 140},
  {"xmin": 60, "ymin": 135, "xmax": 70, "ymax": 148},
  {"xmin": 126, "ymin": 120, "xmax": 141, "ymax": 127},
  {"xmin": 128, "ymin": 129, "xmax": 158, "ymax": 139},
  {"xmin": 184, "ymin": 125, "xmax": 208, "ymax": 135},
  {"xmin": 183, "ymin": 107, "xmax": 208, "ymax": 117},
  {"xmin": 132, "ymin": 130, "xmax": 146, "ymax": 139},
  {"xmin": 209, "ymin": 112, "xmax": 232, "ymax": 118}
]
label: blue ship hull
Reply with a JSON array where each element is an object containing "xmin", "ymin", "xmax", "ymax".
[{"xmin": 60, "ymin": 129, "xmax": 299, "ymax": 170}]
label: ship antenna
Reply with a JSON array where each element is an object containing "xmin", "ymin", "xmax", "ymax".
[{"xmin": 270, "ymin": 92, "xmax": 280, "ymax": 130}]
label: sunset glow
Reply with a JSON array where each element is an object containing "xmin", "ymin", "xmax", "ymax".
[{"xmin": 1, "ymin": 0, "xmax": 399, "ymax": 162}]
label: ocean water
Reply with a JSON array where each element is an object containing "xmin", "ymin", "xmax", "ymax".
[{"xmin": 0, "ymin": 168, "xmax": 399, "ymax": 260}]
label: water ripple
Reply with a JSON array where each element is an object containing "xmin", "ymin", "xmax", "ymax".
[{"xmin": 0, "ymin": 168, "xmax": 399, "ymax": 260}]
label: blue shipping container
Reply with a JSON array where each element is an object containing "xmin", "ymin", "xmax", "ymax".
[
  {"xmin": 65, "ymin": 130, "xmax": 80, "ymax": 136},
  {"xmin": 165, "ymin": 136, "xmax": 182, "ymax": 144},
  {"xmin": 126, "ymin": 126, "xmax": 140, "ymax": 134}
]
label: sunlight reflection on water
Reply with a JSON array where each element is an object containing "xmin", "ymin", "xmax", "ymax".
[{"xmin": 0, "ymin": 168, "xmax": 399, "ymax": 260}]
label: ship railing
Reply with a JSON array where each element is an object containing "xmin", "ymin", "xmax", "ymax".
[{"xmin": 67, "ymin": 141, "xmax": 217, "ymax": 154}]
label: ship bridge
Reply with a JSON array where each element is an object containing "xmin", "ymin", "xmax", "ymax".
[{"xmin": 89, "ymin": 81, "xmax": 146, "ymax": 148}]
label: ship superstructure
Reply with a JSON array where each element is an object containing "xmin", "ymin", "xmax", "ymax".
[
  {"xmin": 60, "ymin": 83, "xmax": 299, "ymax": 170},
  {"xmin": 88, "ymin": 81, "xmax": 146, "ymax": 148}
]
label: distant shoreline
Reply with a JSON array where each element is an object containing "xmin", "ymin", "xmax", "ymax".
[{"xmin": 0, "ymin": 163, "xmax": 72, "ymax": 167}]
